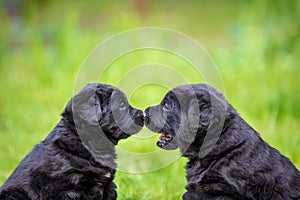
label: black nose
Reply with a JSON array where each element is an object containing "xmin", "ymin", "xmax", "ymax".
[{"xmin": 134, "ymin": 110, "xmax": 144, "ymax": 126}]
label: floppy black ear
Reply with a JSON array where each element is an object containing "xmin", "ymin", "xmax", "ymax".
[
  {"xmin": 207, "ymin": 92, "xmax": 226, "ymax": 132},
  {"xmin": 198, "ymin": 91, "xmax": 227, "ymax": 158},
  {"xmin": 187, "ymin": 98, "xmax": 201, "ymax": 134},
  {"xmin": 72, "ymin": 88, "xmax": 102, "ymax": 126},
  {"xmin": 94, "ymin": 93, "xmax": 102, "ymax": 123}
]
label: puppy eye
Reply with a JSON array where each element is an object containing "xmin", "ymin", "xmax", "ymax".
[
  {"xmin": 162, "ymin": 101, "xmax": 173, "ymax": 111},
  {"xmin": 119, "ymin": 101, "xmax": 127, "ymax": 110}
]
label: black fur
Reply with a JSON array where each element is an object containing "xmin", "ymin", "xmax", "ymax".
[
  {"xmin": 0, "ymin": 83, "xmax": 144, "ymax": 200},
  {"xmin": 145, "ymin": 84, "xmax": 300, "ymax": 200}
]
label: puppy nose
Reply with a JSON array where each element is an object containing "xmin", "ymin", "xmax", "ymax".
[{"xmin": 134, "ymin": 110, "xmax": 144, "ymax": 126}]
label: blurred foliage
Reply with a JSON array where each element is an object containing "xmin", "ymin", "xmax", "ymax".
[{"xmin": 0, "ymin": 0, "xmax": 299, "ymax": 199}]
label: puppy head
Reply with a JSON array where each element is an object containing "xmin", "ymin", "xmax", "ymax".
[
  {"xmin": 63, "ymin": 83, "xmax": 144, "ymax": 146},
  {"xmin": 145, "ymin": 84, "xmax": 227, "ymax": 157}
]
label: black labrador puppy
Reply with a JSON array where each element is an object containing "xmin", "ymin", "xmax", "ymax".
[
  {"xmin": 145, "ymin": 84, "xmax": 300, "ymax": 200},
  {"xmin": 0, "ymin": 83, "xmax": 144, "ymax": 200}
]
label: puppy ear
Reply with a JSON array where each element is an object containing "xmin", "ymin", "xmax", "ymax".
[
  {"xmin": 207, "ymin": 92, "xmax": 226, "ymax": 132},
  {"xmin": 73, "ymin": 86, "xmax": 115, "ymax": 166},
  {"xmin": 176, "ymin": 97, "xmax": 201, "ymax": 153},
  {"xmin": 94, "ymin": 93, "xmax": 102, "ymax": 123},
  {"xmin": 73, "ymin": 88, "xmax": 102, "ymax": 126},
  {"xmin": 187, "ymin": 98, "xmax": 201, "ymax": 134},
  {"xmin": 198, "ymin": 92, "xmax": 227, "ymax": 158}
]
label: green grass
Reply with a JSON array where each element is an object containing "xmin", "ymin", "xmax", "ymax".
[{"xmin": 0, "ymin": 1, "xmax": 299, "ymax": 199}]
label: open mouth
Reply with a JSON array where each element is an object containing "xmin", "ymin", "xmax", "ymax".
[{"xmin": 157, "ymin": 132, "xmax": 174, "ymax": 148}]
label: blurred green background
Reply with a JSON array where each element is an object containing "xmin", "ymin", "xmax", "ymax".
[{"xmin": 0, "ymin": 0, "xmax": 299, "ymax": 199}]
